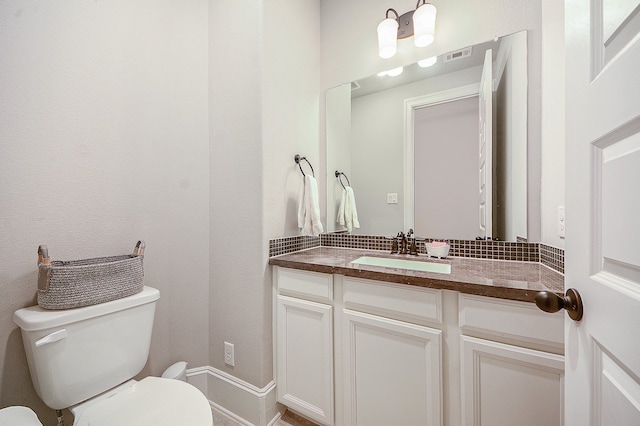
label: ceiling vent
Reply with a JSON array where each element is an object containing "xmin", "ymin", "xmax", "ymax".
[
  {"xmin": 351, "ymin": 81, "xmax": 361, "ymax": 91},
  {"xmin": 443, "ymin": 46, "xmax": 472, "ymax": 62}
]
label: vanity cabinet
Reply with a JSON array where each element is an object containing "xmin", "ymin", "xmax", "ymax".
[
  {"xmin": 458, "ymin": 294, "xmax": 565, "ymax": 426},
  {"xmin": 341, "ymin": 277, "xmax": 443, "ymax": 426},
  {"xmin": 274, "ymin": 268, "xmax": 334, "ymax": 425},
  {"xmin": 273, "ymin": 266, "xmax": 565, "ymax": 426}
]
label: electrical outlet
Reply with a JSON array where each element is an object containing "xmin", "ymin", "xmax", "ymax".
[
  {"xmin": 558, "ymin": 206, "xmax": 565, "ymax": 238},
  {"xmin": 224, "ymin": 342, "xmax": 235, "ymax": 367}
]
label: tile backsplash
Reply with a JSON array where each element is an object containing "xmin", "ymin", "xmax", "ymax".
[
  {"xmin": 269, "ymin": 235, "xmax": 320, "ymax": 257},
  {"xmin": 269, "ymin": 234, "xmax": 564, "ymax": 274}
]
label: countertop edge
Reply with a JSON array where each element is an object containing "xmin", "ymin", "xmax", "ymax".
[{"xmin": 269, "ymin": 249, "xmax": 564, "ymax": 304}]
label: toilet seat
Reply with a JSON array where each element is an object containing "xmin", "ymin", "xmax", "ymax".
[
  {"xmin": 0, "ymin": 406, "xmax": 42, "ymax": 425},
  {"xmin": 72, "ymin": 377, "xmax": 212, "ymax": 426}
]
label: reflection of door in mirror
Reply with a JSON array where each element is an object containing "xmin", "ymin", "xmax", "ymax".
[
  {"xmin": 478, "ymin": 48, "xmax": 493, "ymax": 240},
  {"xmin": 414, "ymin": 96, "xmax": 479, "ymax": 239}
]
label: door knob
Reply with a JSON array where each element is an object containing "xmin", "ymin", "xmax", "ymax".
[{"xmin": 534, "ymin": 288, "xmax": 583, "ymax": 321}]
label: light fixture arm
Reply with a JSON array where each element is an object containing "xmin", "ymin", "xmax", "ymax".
[{"xmin": 385, "ymin": 8, "xmax": 399, "ymax": 20}]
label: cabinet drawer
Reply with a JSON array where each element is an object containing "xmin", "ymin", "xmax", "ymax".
[
  {"xmin": 276, "ymin": 267, "xmax": 333, "ymax": 303},
  {"xmin": 459, "ymin": 293, "xmax": 564, "ymax": 351},
  {"xmin": 342, "ymin": 277, "xmax": 442, "ymax": 325}
]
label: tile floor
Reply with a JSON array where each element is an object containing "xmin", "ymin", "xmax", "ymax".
[{"xmin": 212, "ymin": 407, "xmax": 317, "ymax": 426}]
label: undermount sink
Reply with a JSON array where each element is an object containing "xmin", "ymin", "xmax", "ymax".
[{"xmin": 350, "ymin": 256, "xmax": 451, "ymax": 274}]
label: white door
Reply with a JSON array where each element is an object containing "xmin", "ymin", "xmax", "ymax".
[
  {"xmin": 565, "ymin": 1, "xmax": 640, "ymax": 424},
  {"xmin": 478, "ymin": 49, "xmax": 493, "ymax": 239}
]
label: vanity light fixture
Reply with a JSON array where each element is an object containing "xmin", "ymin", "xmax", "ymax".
[{"xmin": 377, "ymin": 0, "xmax": 437, "ymax": 59}]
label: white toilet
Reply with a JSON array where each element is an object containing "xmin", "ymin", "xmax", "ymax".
[{"xmin": 12, "ymin": 286, "xmax": 212, "ymax": 425}]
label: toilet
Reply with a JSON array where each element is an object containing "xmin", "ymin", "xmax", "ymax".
[
  {"xmin": 0, "ymin": 406, "xmax": 43, "ymax": 425},
  {"xmin": 12, "ymin": 286, "xmax": 212, "ymax": 425}
]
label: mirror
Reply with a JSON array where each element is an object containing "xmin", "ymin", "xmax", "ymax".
[{"xmin": 326, "ymin": 31, "xmax": 528, "ymax": 241}]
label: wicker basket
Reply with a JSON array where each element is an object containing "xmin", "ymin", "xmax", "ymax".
[{"xmin": 36, "ymin": 241, "xmax": 145, "ymax": 310}]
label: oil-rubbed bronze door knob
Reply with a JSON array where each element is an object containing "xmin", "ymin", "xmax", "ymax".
[{"xmin": 534, "ymin": 288, "xmax": 584, "ymax": 321}]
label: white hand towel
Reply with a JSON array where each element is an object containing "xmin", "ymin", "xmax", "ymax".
[
  {"xmin": 298, "ymin": 175, "xmax": 324, "ymax": 236},
  {"xmin": 337, "ymin": 189, "xmax": 347, "ymax": 226},
  {"xmin": 337, "ymin": 187, "xmax": 360, "ymax": 233}
]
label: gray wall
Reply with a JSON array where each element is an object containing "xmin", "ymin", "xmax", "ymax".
[
  {"xmin": 209, "ymin": 0, "xmax": 321, "ymax": 389},
  {"xmin": 0, "ymin": 1, "xmax": 210, "ymax": 423}
]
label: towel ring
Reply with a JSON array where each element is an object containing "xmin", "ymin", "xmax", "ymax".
[
  {"xmin": 295, "ymin": 154, "xmax": 315, "ymax": 177},
  {"xmin": 335, "ymin": 171, "xmax": 351, "ymax": 189}
]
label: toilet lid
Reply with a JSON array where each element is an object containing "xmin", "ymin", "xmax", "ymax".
[
  {"xmin": 73, "ymin": 377, "xmax": 212, "ymax": 426},
  {"xmin": 0, "ymin": 406, "xmax": 42, "ymax": 425}
]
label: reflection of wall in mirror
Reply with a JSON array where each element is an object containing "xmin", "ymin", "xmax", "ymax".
[
  {"xmin": 326, "ymin": 84, "xmax": 352, "ymax": 233},
  {"xmin": 493, "ymin": 31, "xmax": 527, "ymax": 241}
]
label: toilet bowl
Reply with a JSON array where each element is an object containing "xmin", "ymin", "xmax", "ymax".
[
  {"xmin": 71, "ymin": 377, "xmax": 211, "ymax": 426},
  {"xmin": 13, "ymin": 286, "xmax": 212, "ymax": 426},
  {"xmin": 0, "ymin": 406, "xmax": 42, "ymax": 425}
]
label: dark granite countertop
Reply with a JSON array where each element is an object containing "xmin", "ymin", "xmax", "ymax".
[{"xmin": 269, "ymin": 247, "xmax": 564, "ymax": 303}]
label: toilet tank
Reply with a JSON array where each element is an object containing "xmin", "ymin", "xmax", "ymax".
[{"xmin": 13, "ymin": 286, "xmax": 160, "ymax": 410}]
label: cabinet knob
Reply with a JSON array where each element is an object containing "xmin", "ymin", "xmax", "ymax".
[{"xmin": 534, "ymin": 288, "xmax": 583, "ymax": 321}]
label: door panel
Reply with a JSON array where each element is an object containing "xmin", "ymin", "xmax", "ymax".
[
  {"xmin": 565, "ymin": 0, "xmax": 640, "ymax": 425},
  {"xmin": 342, "ymin": 309, "xmax": 442, "ymax": 426},
  {"xmin": 461, "ymin": 336, "xmax": 564, "ymax": 426},
  {"xmin": 276, "ymin": 295, "xmax": 334, "ymax": 425}
]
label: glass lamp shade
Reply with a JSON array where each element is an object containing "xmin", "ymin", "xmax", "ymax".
[
  {"xmin": 387, "ymin": 66, "xmax": 403, "ymax": 77},
  {"xmin": 377, "ymin": 18, "xmax": 399, "ymax": 58},
  {"xmin": 418, "ymin": 56, "xmax": 437, "ymax": 67},
  {"xmin": 413, "ymin": 3, "xmax": 436, "ymax": 47}
]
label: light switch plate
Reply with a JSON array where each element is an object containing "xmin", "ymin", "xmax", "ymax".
[{"xmin": 558, "ymin": 206, "xmax": 565, "ymax": 238}]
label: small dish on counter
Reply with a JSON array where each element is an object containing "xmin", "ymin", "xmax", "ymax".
[{"xmin": 425, "ymin": 241, "xmax": 450, "ymax": 258}]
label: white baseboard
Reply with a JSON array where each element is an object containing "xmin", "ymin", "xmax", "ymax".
[{"xmin": 186, "ymin": 366, "xmax": 284, "ymax": 426}]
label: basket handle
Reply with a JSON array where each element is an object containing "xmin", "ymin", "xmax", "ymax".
[
  {"xmin": 37, "ymin": 245, "xmax": 51, "ymax": 266},
  {"xmin": 133, "ymin": 241, "xmax": 145, "ymax": 257}
]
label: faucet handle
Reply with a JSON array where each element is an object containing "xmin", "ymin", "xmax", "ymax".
[
  {"xmin": 408, "ymin": 239, "xmax": 419, "ymax": 256},
  {"xmin": 407, "ymin": 228, "xmax": 414, "ymax": 238}
]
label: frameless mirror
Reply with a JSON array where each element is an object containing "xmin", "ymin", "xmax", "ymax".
[{"xmin": 326, "ymin": 30, "xmax": 528, "ymax": 241}]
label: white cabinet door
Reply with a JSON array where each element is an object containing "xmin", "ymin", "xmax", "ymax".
[
  {"xmin": 342, "ymin": 309, "xmax": 442, "ymax": 426},
  {"xmin": 276, "ymin": 295, "xmax": 333, "ymax": 425},
  {"xmin": 461, "ymin": 335, "xmax": 564, "ymax": 426}
]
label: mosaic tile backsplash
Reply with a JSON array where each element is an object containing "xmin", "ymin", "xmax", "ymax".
[{"xmin": 269, "ymin": 234, "xmax": 565, "ymax": 274}]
